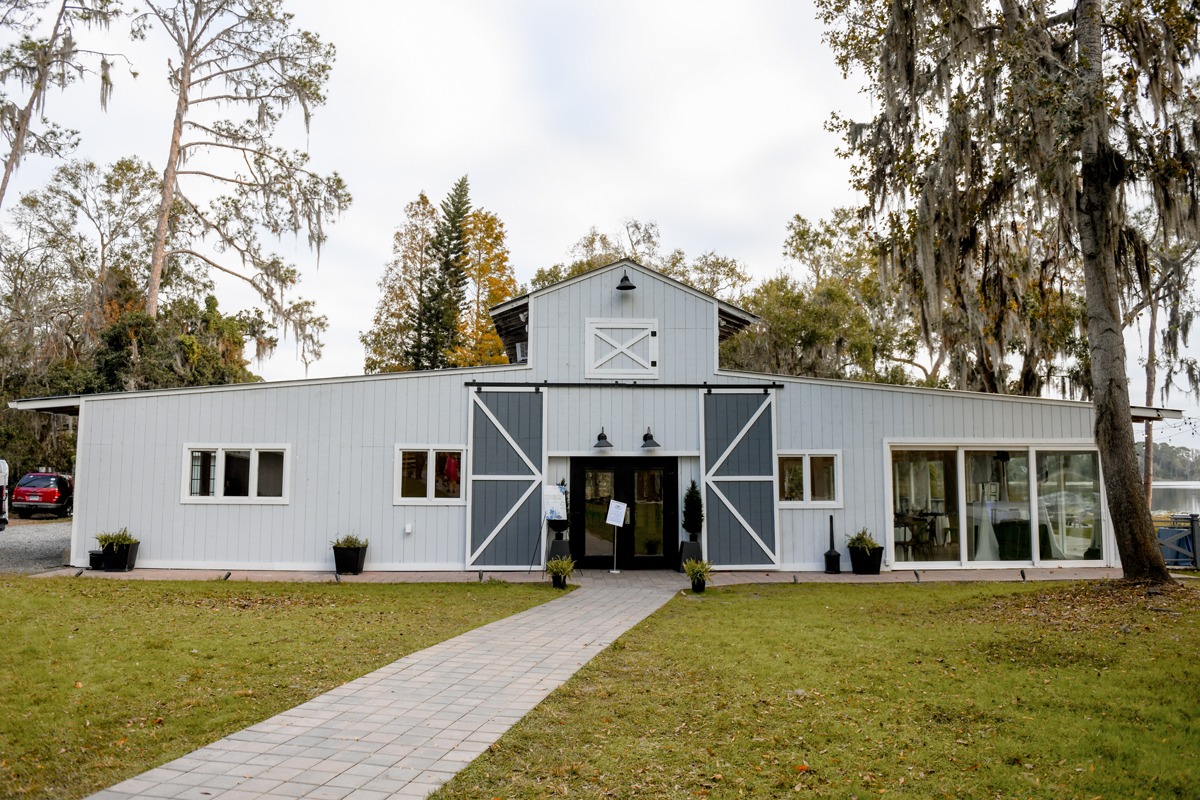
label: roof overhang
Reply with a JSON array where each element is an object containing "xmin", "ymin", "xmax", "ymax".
[
  {"xmin": 8, "ymin": 395, "xmax": 83, "ymax": 416},
  {"xmin": 1130, "ymin": 405, "xmax": 1185, "ymax": 423}
]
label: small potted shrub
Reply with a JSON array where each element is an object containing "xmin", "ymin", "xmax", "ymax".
[
  {"xmin": 846, "ymin": 528, "xmax": 883, "ymax": 575},
  {"xmin": 96, "ymin": 528, "xmax": 140, "ymax": 572},
  {"xmin": 331, "ymin": 534, "xmax": 368, "ymax": 575},
  {"xmin": 546, "ymin": 554, "xmax": 575, "ymax": 589},
  {"xmin": 683, "ymin": 558, "xmax": 712, "ymax": 593}
]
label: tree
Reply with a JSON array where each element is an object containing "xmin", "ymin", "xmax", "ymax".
[
  {"xmin": 532, "ymin": 219, "xmax": 750, "ymax": 301},
  {"xmin": 0, "ymin": 0, "xmax": 123, "ymax": 211},
  {"xmin": 451, "ymin": 208, "xmax": 516, "ymax": 367},
  {"xmin": 135, "ymin": 0, "xmax": 350, "ymax": 368},
  {"xmin": 410, "ymin": 175, "xmax": 470, "ymax": 369},
  {"xmin": 0, "ymin": 157, "xmax": 165, "ymax": 385},
  {"xmin": 360, "ymin": 192, "xmax": 438, "ymax": 374},
  {"xmin": 817, "ymin": 0, "xmax": 1197, "ymax": 581},
  {"xmin": 93, "ymin": 295, "xmax": 258, "ymax": 392},
  {"xmin": 723, "ymin": 209, "xmax": 918, "ymax": 383},
  {"xmin": 1124, "ymin": 218, "xmax": 1200, "ymax": 506}
]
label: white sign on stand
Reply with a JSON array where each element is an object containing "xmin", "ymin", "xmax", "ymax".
[
  {"xmin": 605, "ymin": 500, "xmax": 627, "ymax": 573},
  {"xmin": 605, "ymin": 500, "xmax": 627, "ymax": 527}
]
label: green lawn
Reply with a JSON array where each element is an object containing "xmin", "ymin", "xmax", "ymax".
[
  {"xmin": 435, "ymin": 580, "xmax": 1199, "ymax": 799},
  {"xmin": 0, "ymin": 577, "xmax": 552, "ymax": 799}
]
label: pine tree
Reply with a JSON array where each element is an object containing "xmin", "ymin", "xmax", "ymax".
[
  {"xmin": 410, "ymin": 175, "xmax": 471, "ymax": 369},
  {"xmin": 451, "ymin": 209, "xmax": 517, "ymax": 366}
]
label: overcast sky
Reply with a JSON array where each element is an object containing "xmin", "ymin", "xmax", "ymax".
[{"xmin": 7, "ymin": 0, "xmax": 1197, "ymax": 449}]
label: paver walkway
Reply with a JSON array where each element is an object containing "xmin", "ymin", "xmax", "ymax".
[{"xmin": 90, "ymin": 574, "xmax": 682, "ymax": 800}]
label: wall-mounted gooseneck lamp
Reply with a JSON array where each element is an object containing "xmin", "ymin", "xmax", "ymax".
[
  {"xmin": 594, "ymin": 427, "xmax": 614, "ymax": 448},
  {"xmin": 641, "ymin": 427, "xmax": 660, "ymax": 448},
  {"xmin": 616, "ymin": 270, "xmax": 636, "ymax": 291}
]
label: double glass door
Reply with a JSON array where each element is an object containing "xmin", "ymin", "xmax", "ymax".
[{"xmin": 569, "ymin": 457, "xmax": 678, "ymax": 570}]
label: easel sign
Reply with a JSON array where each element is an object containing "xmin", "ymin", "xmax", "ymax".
[
  {"xmin": 543, "ymin": 485, "xmax": 567, "ymax": 521},
  {"xmin": 605, "ymin": 500, "xmax": 628, "ymax": 573}
]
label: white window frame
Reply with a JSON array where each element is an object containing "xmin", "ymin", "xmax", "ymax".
[
  {"xmin": 180, "ymin": 444, "xmax": 290, "ymax": 505},
  {"xmin": 777, "ymin": 450, "xmax": 843, "ymax": 508},
  {"xmin": 585, "ymin": 318, "xmax": 660, "ymax": 379},
  {"xmin": 394, "ymin": 445, "xmax": 467, "ymax": 505}
]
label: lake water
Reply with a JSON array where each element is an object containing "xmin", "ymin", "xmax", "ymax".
[{"xmin": 1151, "ymin": 482, "xmax": 1200, "ymax": 516}]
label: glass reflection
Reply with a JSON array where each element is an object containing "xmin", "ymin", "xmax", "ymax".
[
  {"xmin": 966, "ymin": 450, "xmax": 1030, "ymax": 561},
  {"xmin": 892, "ymin": 450, "xmax": 959, "ymax": 562},
  {"xmin": 1037, "ymin": 452, "xmax": 1102, "ymax": 560}
]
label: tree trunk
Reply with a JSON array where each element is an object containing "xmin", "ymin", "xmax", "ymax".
[
  {"xmin": 0, "ymin": 1, "xmax": 68, "ymax": 212},
  {"xmin": 146, "ymin": 58, "xmax": 192, "ymax": 318},
  {"xmin": 1076, "ymin": 0, "xmax": 1170, "ymax": 582},
  {"xmin": 1143, "ymin": 300, "xmax": 1158, "ymax": 508}
]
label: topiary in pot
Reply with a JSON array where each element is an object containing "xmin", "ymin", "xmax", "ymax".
[{"xmin": 682, "ymin": 480, "xmax": 704, "ymax": 542}]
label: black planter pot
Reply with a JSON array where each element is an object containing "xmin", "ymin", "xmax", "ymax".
[
  {"xmin": 678, "ymin": 540, "xmax": 703, "ymax": 572},
  {"xmin": 102, "ymin": 542, "xmax": 139, "ymax": 572},
  {"xmin": 552, "ymin": 574, "xmax": 568, "ymax": 589},
  {"xmin": 548, "ymin": 518, "xmax": 570, "ymax": 538},
  {"xmin": 691, "ymin": 578, "xmax": 706, "ymax": 593},
  {"xmin": 849, "ymin": 546, "xmax": 884, "ymax": 575},
  {"xmin": 333, "ymin": 545, "xmax": 367, "ymax": 575}
]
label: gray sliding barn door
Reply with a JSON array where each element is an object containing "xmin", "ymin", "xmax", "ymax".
[
  {"xmin": 467, "ymin": 390, "xmax": 544, "ymax": 567},
  {"xmin": 702, "ymin": 391, "xmax": 778, "ymax": 567}
]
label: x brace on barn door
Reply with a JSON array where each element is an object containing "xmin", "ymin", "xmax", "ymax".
[
  {"xmin": 702, "ymin": 391, "xmax": 779, "ymax": 567},
  {"xmin": 467, "ymin": 390, "xmax": 544, "ymax": 568}
]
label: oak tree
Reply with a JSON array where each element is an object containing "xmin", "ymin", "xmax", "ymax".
[{"xmin": 818, "ymin": 0, "xmax": 1198, "ymax": 581}]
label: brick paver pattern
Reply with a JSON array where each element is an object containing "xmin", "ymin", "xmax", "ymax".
[{"xmin": 89, "ymin": 576, "xmax": 680, "ymax": 800}]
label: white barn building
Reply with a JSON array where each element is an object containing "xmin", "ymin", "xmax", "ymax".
[{"xmin": 12, "ymin": 260, "xmax": 1114, "ymax": 573}]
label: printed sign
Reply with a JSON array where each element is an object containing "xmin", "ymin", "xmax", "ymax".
[
  {"xmin": 543, "ymin": 485, "xmax": 568, "ymax": 521},
  {"xmin": 605, "ymin": 499, "xmax": 628, "ymax": 527}
]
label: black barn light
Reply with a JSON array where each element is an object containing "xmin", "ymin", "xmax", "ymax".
[
  {"xmin": 594, "ymin": 427, "xmax": 614, "ymax": 448},
  {"xmin": 616, "ymin": 270, "xmax": 636, "ymax": 291},
  {"xmin": 641, "ymin": 427, "xmax": 660, "ymax": 448}
]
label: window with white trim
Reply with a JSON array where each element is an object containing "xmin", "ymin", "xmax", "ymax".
[
  {"xmin": 778, "ymin": 452, "xmax": 841, "ymax": 506},
  {"xmin": 394, "ymin": 447, "xmax": 465, "ymax": 503},
  {"xmin": 182, "ymin": 445, "xmax": 289, "ymax": 504},
  {"xmin": 586, "ymin": 318, "xmax": 659, "ymax": 379}
]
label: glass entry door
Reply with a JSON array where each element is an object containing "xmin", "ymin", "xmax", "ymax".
[{"xmin": 569, "ymin": 457, "xmax": 678, "ymax": 570}]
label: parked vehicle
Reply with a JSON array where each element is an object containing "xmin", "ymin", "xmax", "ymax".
[
  {"xmin": 11, "ymin": 472, "xmax": 73, "ymax": 519},
  {"xmin": 0, "ymin": 459, "xmax": 8, "ymax": 530}
]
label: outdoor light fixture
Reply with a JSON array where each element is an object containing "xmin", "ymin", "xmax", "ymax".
[
  {"xmin": 641, "ymin": 427, "xmax": 660, "ymax": 448},
  {"xmin": 594, "ymin": 427, "xmax": 613, "ymax": 448},
  {"xmin": 616, "ymin": 270, "xmax": 636, "ymax": 291}
]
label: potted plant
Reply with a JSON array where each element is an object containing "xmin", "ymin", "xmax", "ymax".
[
  {"xmin": 683, "ymin": 558, "xmax": 711, "ymax": 593},
  {"xmin": 546, "ymin": 554, "xmax": 575, "ymax": 589},
  {"xmin": 331, "ymin": 534, "xmax": 368, "ymax": 575},
  {"xmin": 846, "ymin": 528, "xmax": 884, "ymax": 575},
  {"xmin": 96, "ymin": 528, "xmax": 140, "ymax": 571}
]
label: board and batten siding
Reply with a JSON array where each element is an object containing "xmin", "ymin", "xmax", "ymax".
[
  {"xmin": 767, "ymin": 374, "xmax": 1097, "ymax": 569},
  {"xmin": 527, "ymin": 265, "xmax": 719, "ymax": 384},
  {"xmin": 70, "ymin": 368, "xmax": 530, "ymax": 570}
]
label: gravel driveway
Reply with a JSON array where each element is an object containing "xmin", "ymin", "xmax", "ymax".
[{"xmin": 0, "ymin": 519, "xmax": 72, "ymax": 573}]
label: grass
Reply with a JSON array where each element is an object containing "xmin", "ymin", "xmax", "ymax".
[
  {"xmin": 435, "ymin": 580, "xmax": 1200, "ymax": 799},
  {"xmin": 0, "ymin": 576, "xmax": 552, "ymax": 799}
]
